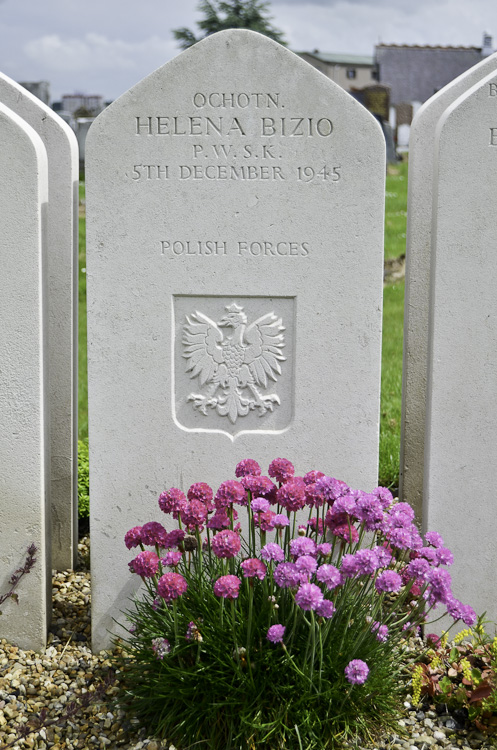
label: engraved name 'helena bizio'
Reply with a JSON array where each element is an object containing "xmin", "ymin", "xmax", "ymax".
[
  {"xmin": 135, "ymin": 116, "xmax": 333, "ymax": 137},
  {"xmin": 161, "ymin": 240, "xmax": 310, "ymax": 256},
  {"xmin": 183, "ymin": 302, "xmax": 286, "ymax": 424}
]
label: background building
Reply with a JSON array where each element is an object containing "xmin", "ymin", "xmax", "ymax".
[{"xmin": 298, "ymin": 51, "xmax": 376, "ymax": 91}]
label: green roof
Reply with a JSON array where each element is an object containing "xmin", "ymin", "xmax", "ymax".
[{"xmin": 297, "ymin": 51, "xmax": 374, "ymax": 66}]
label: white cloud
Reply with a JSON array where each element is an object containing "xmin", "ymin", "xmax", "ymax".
[{"xmin": 24, "ymin": 33, "xmax": 177, "ymax": 73}]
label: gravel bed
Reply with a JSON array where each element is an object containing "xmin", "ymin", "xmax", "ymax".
[{"xmin": 0, "ymin": 538, "xmax": 495, "ymax": 750}]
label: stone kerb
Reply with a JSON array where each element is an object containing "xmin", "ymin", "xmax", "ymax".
[
  {"xmin": 0, "ymin": 73, "xmax": 79, "ymax": 571},
  {"xmin": 424, "ymin": 69, "xmax": 497, "ymax": 629},
  {"xmin": 86, "ymin": 30, "xmax": 385, "ymax": 650},
  {"xmin": 0, "ymin": 102, "xmax": 51, "ymax": 652},
  {"xmin": 400, "ymin": 52, "xmax": 497, "ymax": 522}
]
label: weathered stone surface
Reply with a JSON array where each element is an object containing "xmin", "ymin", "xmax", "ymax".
[
  {"xmin": 0, "ymin": 102, "xmax": 51, "ymax": 651},
  {"xmin": 400, "ymin": 52, "xmax": 497, "ymax": 521},
  {"xmin": 86, "ymin": 30, "xmax": 385, "ymax": 650},
  {"xmin": 424, "ymin": 69, "xmax": 497, "ymax": 628},
  {"xmin": 0, "ymin": 73, "xmax": 79, "ymax": 570}
]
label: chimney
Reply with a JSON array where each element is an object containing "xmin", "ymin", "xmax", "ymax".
[{"xmin": 482, "ymin": 32, "xmax": 493, "ymax": 57}]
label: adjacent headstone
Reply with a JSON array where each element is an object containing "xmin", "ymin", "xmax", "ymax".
[
  {"xmin": 0, "ymin": 102, "xmax": 51, "ymax": 651},
  {"xmin": 424, "ymin": 69, "xmax": 497, "ymax": 627},
  {"xmin": 86, "ymin": 30, "xmax": 385, "ymax": 650},
  {"xmin": 400, "ymin": 52, "xmax": 497, "ymax": 521},
  {"xmin": 0, "ymin": 73, "xmax": 79, "ymax": 570}
]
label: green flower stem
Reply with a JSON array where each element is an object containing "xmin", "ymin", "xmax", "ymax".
[
  {"xmin": 309, "ymin": 610, "xmax": 317, "ymax": 685},
  {"xmin": 173, "ymin": 600, "xmax": 179, "ymax": 647},
  {"xmin": 206, "ymin": 526, "xmax": 212, "ymax": 566},
  {"xmin": 195, "ymin": 528, "xmax": 203, "ymax": 580},
  {"xmin": 246, "ymin": 577, "xmax": 254, "ymax": 653},
  {"xmin": 281, "ymin": 643, "xmax": 314, "ymax": 688}
]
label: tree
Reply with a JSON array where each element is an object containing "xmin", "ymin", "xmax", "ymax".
[{"xmin": 173, "ymin": 0, "xmax": 286, "ymax": 50}]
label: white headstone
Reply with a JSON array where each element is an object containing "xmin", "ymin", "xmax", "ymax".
[
  {"xmin": 424, "ymin": 69, "xmax": 497, "ymax": 627},
  {"xmin": 86, "ymin": 30, "xmax": 385, "ymax": 650},
  {"xmin": 400, "ymin": 52, "xmax": 497, "ymax": 521},
  {"xmin": 0, "ymin": 102, "xmax": 51, "ymax": 651},
  {"xmin": 0, "ymin": 73, "xmax": 79, "ymax": 570}
]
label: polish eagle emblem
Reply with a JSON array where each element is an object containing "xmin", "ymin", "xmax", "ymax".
[{"xmin": 182, "ymin": 302, "xmax": 286, "ymax": 424}]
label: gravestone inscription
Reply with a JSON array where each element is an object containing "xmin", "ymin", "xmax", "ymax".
[
  {"xmin": 400, "ymin": 52, "xmax": 497, "ymax": 521},
  {"xmin": 0, "ymin": 102, "xmax": 51, "ymax": 651},
  {"xmin": 86, "ymin": 30, "xmax": 385, "ymax": 650},
  {"xmin": 0, "ymin": 73, "xmax": 79, "ymax": 570},
  {"xmin": 424, "ymin": 69, "xmax": 497, "ymax": 627}
]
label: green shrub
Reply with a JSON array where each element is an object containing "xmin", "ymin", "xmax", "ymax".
[{"xmin": 78, "ymin": 438, "xmax": 90, "ymax": 519}]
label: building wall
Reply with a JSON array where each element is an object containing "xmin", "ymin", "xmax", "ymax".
[
  {"xmin": 376, "ymin": 46, "xmax": 483, "ymax": 105},
  {"xmin": 299, "ymin": 53, "xmax": 376, "ymax": 91}
]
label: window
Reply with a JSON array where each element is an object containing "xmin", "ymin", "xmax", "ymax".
[{"xmin": 346, "ymin": 69, "xmax": 356, "ymax": 79}]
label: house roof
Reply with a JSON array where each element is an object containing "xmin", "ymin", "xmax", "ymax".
[{"xmin": 376, "ymin": 44, "xmax": 481, "ymax": 51}]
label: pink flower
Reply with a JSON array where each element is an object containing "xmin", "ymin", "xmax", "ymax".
[
  {"xmin": 214, "ymin": 574, "xmax": 241, "ymax": 599},
  {"xmin": 211, "ymin": 529, "xmax": 241, "ymax": 559},
  {"xmin": 235, "ymin": 459, "xmax": 261, "ymax": 477},
  {"xmin": 240, "ymin": 558, "xmax": 267, "ymax": 580},
  {"xmin": 372, "ymin": 486, "xmax": 394, "ymax": 509},
  {"xmin": 251, "ymin": 498, "xmax": 270, "ymax": 513},
  {"xmin": 424, "ymin": 531, "xmax": 444, "ymax": 548},
  {"xmin": 375, "ymin": 570, "xmax": 402, "ymax": 593},
  {"xmin": 272, "ymin": 514, "xmax": 290, "ymax": 529},
  {"xmin": 158, "ymin": 488, "xmax": 187, "ymax": 517},
  {"xmin": 295, "ymin": 555, "xmax": 317, "ymax": 578},
  {"xmin": 163, "ymin": 528, "xmax": 186, "ymax": 548},
  {"xmin": 290, "ymin": 537, "xmax": 317, "ymax": 558},
  {"xmin": 215, "ymin": 480, "xmax": 246, "ymax": 509},
  {"xmin": 315, "ymin": 599, "xmax": 335, "ymax": 619},
  {"xmin": 290, "ymin": 536, "xmax": 316, "ymax": 558},
  {"xmin": 140, "ymin": 521, "xmax": 168, "ymax": 547},
  {"xmin": 151, "ymin": 637, "xmax": 170, "ymax": 660},
  {"xmin": 277, "ymin": 477, "xmax": 306, "ymax": 512},
  {"xmin": 372, "ymin": 622, "xmax": 389, "ymax": 642},
  {"xmin": 316, "ymin": 564, "xmax": 343, "ymax": 590},
  {"xmin": 180, "ymin": 499, "xmax": 208, "ymax": 530},
  {"xmin": 304, "ymin": 483, "xmax": 325, "ymax": 508},
  {"xmin": 124, "ymin": 526, "xmax": 142, "ymax": 549},
  {"xmin": 207, "ymin": 509, "xmax": 236, "ymax": 530},
  {"xmin": 161, "ymin": 550, "xmax": 182, "ymax": 567},
  {"xmin": 316, "ymin": 543, "xmax": 332, "ymax": 557},
  {"xmin": 240, "ymin": 474, "xmax": 276, "ymax": 500},
  {"xmin": 187, "ymin": 482, "xmax": 214, "ymax": 508},
  {"xmin": 435, "ymin": 547, "xmax": 454, "ymax": 566},
  {"xmin": 268, "ymin": 458, "xmax": 295, "ymax": 483},
  {"xmin": 303, "ymin": 470, "xmax": 325, "ymax": 485},
  {"xmin": 128, "ymin": 550, "xmax": 159, "ymax": 578},
  {"xmin": 345, "ymin": 659, "xmax": 369, "ymax": 685},
  {"xmin": 253, "ymin": 510, "xmax": 276, "ymax": 532},
  {"xmin": 274, "ymin": 562, "xmax": 301, "ymax": 589},
  {"xmin": 266, "ymin": 624, "xmax": 286, "ymax": 643},
  {"xmin": 157, "ymin": 572, "xmax": 188, "ymax": 602},
  {"xmin": 315, "ymin": 476, "xmax": 349, "ymax": 503},
  {"xmin": 260, "ymin": 542, "xmax": 285, "ymax": 563},
  {"xmin": 295, "ymin": 582, "xmax": 323, "ymax": 611},
  {"xmin": 331, "ymin": 523, "xmax": 359, "ymax": 544}
]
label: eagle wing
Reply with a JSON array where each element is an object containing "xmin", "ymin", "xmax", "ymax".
[
  {"xmin": 182, "ymin": 311, "xmax": 224, "ymax": 385},
  {"xmin": 243, "ymin": 312, "xmax": 286, "ymax": 388}
]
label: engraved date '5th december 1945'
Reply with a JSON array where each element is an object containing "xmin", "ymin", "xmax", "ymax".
[{"xmin": 129, "ymin": 164, "xmax": 341, "ymax": 182}]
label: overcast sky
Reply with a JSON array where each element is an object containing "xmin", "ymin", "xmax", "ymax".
[{"xmin": 0, "ymin": 0, "xmax": 495, "ymax": 102}]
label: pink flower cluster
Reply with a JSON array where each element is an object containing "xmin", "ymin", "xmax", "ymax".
[{"xmin": 125, "ymin": 455, "xmax": 477, "ymax": 679}]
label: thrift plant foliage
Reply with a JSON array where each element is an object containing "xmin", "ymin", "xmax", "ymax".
[{"xmin": 119, "ymin": 458, "xmax": 476, "ymax": 750}]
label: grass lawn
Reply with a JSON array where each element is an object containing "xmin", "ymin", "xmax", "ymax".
[{"xmin": 77, "ymin": 159, "xmax": 408, "ymax": 491}]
